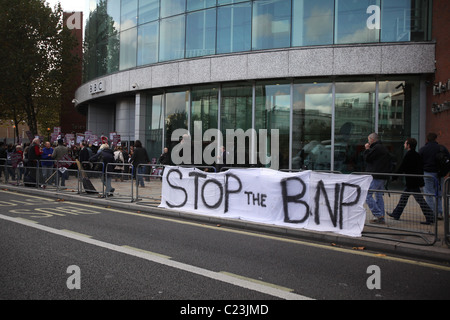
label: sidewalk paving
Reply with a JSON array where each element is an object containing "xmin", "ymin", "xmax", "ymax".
[{"xmin": 1, "ymin": 175, "xmax": 449, "ymax": 265}]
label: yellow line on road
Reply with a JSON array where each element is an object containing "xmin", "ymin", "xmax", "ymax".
[{"xmin": 1, "ymin": 189, "xmax": 450, "ymax": 272}]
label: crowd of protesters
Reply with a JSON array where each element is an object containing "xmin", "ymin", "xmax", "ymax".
[{"xmin": 0, "ymin": 138, "xmax": 135, "ymax": 186}]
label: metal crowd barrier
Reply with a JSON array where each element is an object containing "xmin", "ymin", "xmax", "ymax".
[
  {"xmin": 105, "ymin": 162, "xmax": 134, "ymax": 202},
  {"xmin": 135, "ymin": 164, "xmax": 165, "ymax": 206},
  {"xmin": 78, "ymin": 161, "xmax": 105, "ymax": 197},
  {"xmin": 444, "ymin": 177, "xmax": 450, "ymax": 247},
  {"xmin": 0, "ymin": 157, "xmax": 446, "ymax": 246},
  {"xmin": 353, "ymin": 172, "xmax": 439, "ymax": 246}
]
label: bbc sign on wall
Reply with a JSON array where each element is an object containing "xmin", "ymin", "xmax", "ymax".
[{"xmin": 89, "ymin": 80, "xmax": 105, "ymax": 95}]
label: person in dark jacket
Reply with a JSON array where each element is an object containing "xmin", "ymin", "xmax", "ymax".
[
  {"xmin": 363, "ymin": 133, "xmax": 392, "ymax": 224},
  {"xmin": 418, "ymin": 132, "xmax": 450, "ymax": 220},
  {"xmin": 89, "ymin": 143, "xmax": 115, "ymax": 196},
  {"xmin": 387, "ymin": 138, "xmax": 434, "ymax": 224},
  {"xmin": 131, "ymin": 140, "xmax": 150, "ymax": 187}
]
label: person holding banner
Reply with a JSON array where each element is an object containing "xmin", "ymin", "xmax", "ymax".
[{"xmin": 363, "ymin": 133, "xmax": 392, "ymax": 224}]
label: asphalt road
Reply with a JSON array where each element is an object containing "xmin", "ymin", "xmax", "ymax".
[{"xmin": 1, "ymin": 189, "xmax": 450, "ymax": 305}]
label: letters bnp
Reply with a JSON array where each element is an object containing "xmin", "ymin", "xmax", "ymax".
[{"xmin": 171, "ymin": 121, "xmax": 279, "ymax": 170}]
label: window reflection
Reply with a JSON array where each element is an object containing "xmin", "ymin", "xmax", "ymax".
[
  {"xmin": 217, "ymin": 2, "xmax": 252, "ymax": 54},
  {"xmin": 159, "ymin": 15, "xmax": 185, "ymax": 61},
  {"xmin": 255, "ymin": 82, "xmax": 291, "ymax": 169},
  {"xmin": 335, "ymin": 0, "xmax": 380, "ymax": 44},
  {"xmin": 146, "ymin": 94, "xmax": 164, "ymax": 160},
  {"xmin": 165, "ymin": 90, "xmax": 189, "ymax": 153},
  {"xmin": 161, "ymin": 0, "xmax": 186, "ymax": 18},
  {"xmin": 138, "ymin": 22, "xmax": 159, "ymax": 66},
  {"xmin": 119, "ymin": 27, "xmax": 137, "ymax": 70},
  {"xmin": 334, "ymin": 82, "xmax": 376, "ymax": 173},
  {"xmin": 121, "ymin": 0, "xmax": 138, "ymax": 30},
  {"xmin": 252, "ymin": 0, "xmax": 291, "ymax": 50},
  {"xmin": 139, "ymin": 0, "xmax": 160, "ymax": 25},
  {"xmin": 292, "ymin": 82, "xmax": 332, "ymax": 171},
  {"xmin": 186, "ymin": 9, "xmax": 216, "ymax": 58},
  {"xmin": 187, "ymin": 0, "xmax": 217, "ymax": 11},
  {"xmin": 292, "ymin": 0, "xmax": 334, "ymax": 46}
]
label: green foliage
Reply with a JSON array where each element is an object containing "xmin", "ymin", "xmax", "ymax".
[{"xmin": 0, "ymin": 0, "xmax": 80, "ymax": 137}]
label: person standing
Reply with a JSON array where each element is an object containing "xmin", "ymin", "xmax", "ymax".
[
  {"xmin": 419, "ymin": 133, "xmax": 450, "ymax": 220},
  {"xmin": 89, "ymin": 143, "xmax": 115, "ymax": 196},
  {"xmin": 52, "ymin": 139, "xmax": 69, "ymax": 187},
  {"xmin": 363, "ymin": 133, "xmax": 392, "ymax": 224},
  {"xmin": 131, "ymin": 140, "xmax": 150, "ymax": 187},
  {"xmin": 388, "ymin": 138, "xmax": 434, "ymax": 224},
  {"xmin": 26, "ymin": 138, "xmax": 42, "ymax": 185},
  {"xmin": 41, "ymin": 141, "xmax": 54, "ymax": 185}
]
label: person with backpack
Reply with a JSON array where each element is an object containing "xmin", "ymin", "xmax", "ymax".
[{"xmin": 419, "ymin": 133, "xmax": 450, "ymax": 220}]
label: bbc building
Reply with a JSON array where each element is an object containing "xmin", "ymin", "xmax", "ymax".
[{"xmin": 74, "ymin": 0, "xmax": 444, "ymax": 172}]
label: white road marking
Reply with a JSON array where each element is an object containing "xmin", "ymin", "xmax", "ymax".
[{"xmin": 0, "ymin": 213, "xmax": 313, "ymax": 300}]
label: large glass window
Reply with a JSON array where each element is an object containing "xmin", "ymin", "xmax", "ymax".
[
  {"xmin": 292, "ymin": 82, "xmax": 333, "ymax": 170},
  {"xmin": 190, "ymin": 86, "xmax": 219, "ymax": 163},
  {"xmin": 252, "ymin": 0, "xmax": 291, "ymax": 50},
  {"xmin": 220, "ymin": 84, "xmax": 253, "ymax": 166},
  {"xmin": 381, "ymin": 0, "xmax": 429, "ymax": 42},
  {"xmin": 159, "ymin": 15, "xmax": 186, "ymax": 61},
  {"xmin": 146, "ymin": 94, "xmax": 165, "ymax": 160},
  {"xmin": 107, "ymin": 0, "xmax": 121, "ymax": 32},
  {"xmin": 165, "ymin": 90, "xmax": 189, "ymax": 151},
  {"xmin": 255, "ymin": 81, "xmax": 291, "ymax": 169},
  {"xmin": 121, "ymin": 0, "xmax": 138, "ymax": 30},
  {"xmin": 335, "ymin": 0, "xmax": 380, "ymax": 44},
  {"xmin": 217, "ymin": 2, "xmax": 252, "ymax": 54},
  {"xmin": 292, "ymin": 0, "xmax": 334, "ymax": 46},
  {"xmin": 138, "ymin": 21, "xmax": 159, "ymax": 66},
  {"xmin": 186, "ymin": 8, "xmax": 216, "ymax": 58},
  {"xmin": 334, "ymin": 82, "xmax": 376, "ymax": 173},
  {"xmin": 161, "ymin": 0, "xmax": 186, "ymax": 18},
  {"xmin": 139, "ymin": 0, "xmax": 160, "ymax": 25},
  {"xmin": 119, "ymin": 27, "xmax": 137, "ymax": 70},
  {"xmin": 187, "ymin": 0, "xmax": 217, "ymax": 11}
]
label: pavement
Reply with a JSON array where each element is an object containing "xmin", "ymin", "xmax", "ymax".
[{"xmin": 1, "ymin": 175, "xmax": 449, "ymax": 265}]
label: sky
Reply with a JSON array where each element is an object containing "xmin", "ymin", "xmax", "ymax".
[{"xmin": 45, "ymin": 0, "xmax": 87, "ymax": 12}]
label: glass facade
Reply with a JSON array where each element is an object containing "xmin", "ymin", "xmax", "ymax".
[
  {"xmin": 83, "ymin": 0, "xmax": 432, "ymax": 80},
  {"xmin": 145, "ymin": 77, "xmax": 421, "ymax": 171}
]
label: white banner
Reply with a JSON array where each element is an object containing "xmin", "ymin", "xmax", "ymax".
[{"xmin": 159, "ymin": 167, "xmax": 373, "ymax": 237}]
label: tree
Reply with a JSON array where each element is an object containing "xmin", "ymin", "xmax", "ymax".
[{"xmin": 0, "ymin": 0, "xmax": 79, "ymax": 138}]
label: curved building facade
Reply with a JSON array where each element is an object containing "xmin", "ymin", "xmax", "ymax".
[{"xmin": 75, "ymin": 0, "xmax": 436, "ymax": 172}]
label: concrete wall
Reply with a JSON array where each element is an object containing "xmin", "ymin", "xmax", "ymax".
[{"xmin": 75, "ymin": 43, "xmax": 436, "ymax": 106}]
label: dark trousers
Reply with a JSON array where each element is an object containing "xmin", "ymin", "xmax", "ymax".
[{"xmin": 392, "ymin": 186, "xmax": 434, "ymax": 222}]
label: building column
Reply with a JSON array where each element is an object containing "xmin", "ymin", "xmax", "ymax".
[{"xmin": 135, "ymin": 93, "xmax": 147, "ymax": 143}]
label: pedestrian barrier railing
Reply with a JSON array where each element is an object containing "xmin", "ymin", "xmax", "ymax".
[
  {"xmin": 444, "ymin": 177, "xmax": 450, "ymax": 247},
  {"xmin": 105, "ymin": 163, "xmax": 134, "ymax": 203},
  {"xmin": 79, "ymin": 161, "xmax": 105, "ymax": 197},
  {"xmin": 134, "ymin": 164, "xmax": 164, "ymax": 206},
  {"xmin": 352, "ymin": 172, "xmax": 439, "ymax": 245},
  {"xmin": 0, "ymin": 159, "xmax": 445, "ymax": 246}
]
